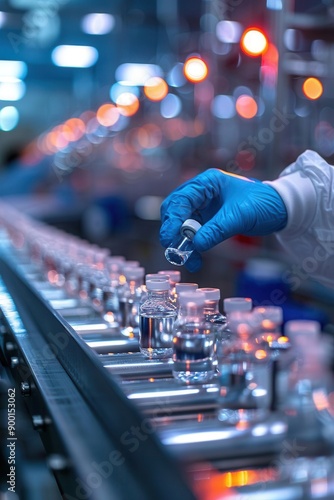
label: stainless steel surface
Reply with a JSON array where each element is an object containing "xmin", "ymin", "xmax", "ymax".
[
  {"xmin": 0, "ymin": 251, "xmax": 196, "ymax": 500},
  {"xmin": 102, "ymin": 352, "xmax": 174, "ymax": 379},
  {"xmin": 3, "ymin": 237, "xmax": 334, "ymax": 500},
  {"xmin": 158, "ymin": 413, "xmax": 288, "ymax": 462},
  {"xmin": 84, "ymin": 336, "xmax": 139, "ymax": 354},
  {"xmin": 122, "ymin": 378, "xmax": 220, "ymax": 415}
]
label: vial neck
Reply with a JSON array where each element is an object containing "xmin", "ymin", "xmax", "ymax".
[
  {"xmin": 185, "ymin": 303, "xmax": 204, "ymax": 318},
  {"xmin": 203, "ymin": 300, "xmax": 220, "ymax": 314},
  {"xmin": 148, "ymin": 289, "xmax": 170, "ymax": 299}
]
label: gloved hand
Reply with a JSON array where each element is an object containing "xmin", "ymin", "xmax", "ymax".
[{"xmin": 160, "ymin": 169, "xmax": 288, "ymax": 272}]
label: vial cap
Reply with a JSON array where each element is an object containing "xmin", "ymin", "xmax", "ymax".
[
  {"xmin": 146, "ymin": 279, "xmax": 170, "ymax": 291},
  {"xmin": 284, "ymin": 320, "xmax": 321, "ymax": 339},
  {"xmin": 197, "ymin": 287, "xmax": 221, "ymax": 300},
  {"xmin": 253, "ymin": 306, "xmax": 283, "ymax": 324},
  {"xmin": 123, "ymin": 266, "xmax": 145, "ymax": 279},
  {"xmin": 175, "ymin": 283, "xmax": 198, "ymax": 293},
  {"xmin": 158, "ymin": 270, "xmax": 181, "ymax": 282},
  {"xmin": 146, "ymin": 273, "xmax": 169, "ymax": 282},
  {"xmin": 180, "ymin": 219, "xmax": 202, "ymax": 239},
  {"xmin": 178, "ymin": 290, "xmax": 206, "ymax": 306},
  {"xmin": 223, "ymin": 297, "xmax": 252, "ymax": 313}
]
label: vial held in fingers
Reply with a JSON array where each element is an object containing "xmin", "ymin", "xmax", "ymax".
[{"xmin": 165, "ymin": 219, "xmax": 202, "ymax": 266}]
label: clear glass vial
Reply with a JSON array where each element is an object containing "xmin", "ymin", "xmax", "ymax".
[
  {"xmin": 172, "ymin": 290, "xmax": 216, "ymax": 384},
  {"xmin": 164, "ymin": 219, "xmax": 202, "ymax": 266},
  {"xmin": 139, "ymin": 278, "xmax": 177, "ymax": 359}
]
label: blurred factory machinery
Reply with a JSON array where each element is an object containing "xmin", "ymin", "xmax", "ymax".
[{"xmin": 1, "ymin": 0, "xmax": 334, "ymax": 499}]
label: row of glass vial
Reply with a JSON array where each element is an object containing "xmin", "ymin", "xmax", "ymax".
[
  {"xmin": 138, "ymin": 276, "xmax": 254, "ymax": 385},
  {"xmin": 1, "ymin": 205, "xmax": 329, "ymax": 415}
]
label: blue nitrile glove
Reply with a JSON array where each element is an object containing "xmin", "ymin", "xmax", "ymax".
[{"xmin": 160, "ymin": 169, "xmax": 288, "ymax": 272}]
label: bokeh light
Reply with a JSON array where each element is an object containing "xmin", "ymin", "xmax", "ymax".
[
  {"xmin": 143, "ymin": 77, "xmax": 168, "ymax": 101},
  {"xmin": 216, "ymin": 20, "xmax": 242, "ymax": 43},
  {"xmin": 236, "ymin": 95, "xmax": 258, "ymax": 119},
  {"xmin": 302, "ymin": 77, "xmax": 323, "ymax": 100},
  {"xmin": 183, "ymin": 56, "xmax": 208, "ymax": 83},
  {"xmin": 160, "ymin": 94, "xmax": 181, "ymax": 118},
  {"xmin": 241, "ymin": 28, "xmax": 268, "ymax": 56},
  {"xmin": 62, "ymin": 118, "xmax": 85, "ymax": 141},
  {"xmin": 211, "ymin": 95, "xmax": 235, "ymax": 119},
  {"xmin": 0, "ymin": 79, "xmax": 25, "ymax": 101},
  {"xmin": 0, "ymin": 106, "xmax": 19, "ymax": 131},
  {"xmin": 81, "ymin": 13, "xmax": 115, "ymax": 35},
  {"xmin": 167, "ymin": 63, "xmax": 186, "ymax": 87},
  {"xmin": 96, "ymin": 103, "xmax": 120, "ymax": 127},
  {"xmin": 116, "ymin": 92, "xmax": 139, "ymax": 116},
  {"xmin": 110, "ymin": 82, "xmax": 140, "ymax": 102}
]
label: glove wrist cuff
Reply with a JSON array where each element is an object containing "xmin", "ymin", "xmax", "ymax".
[{"xmin": 264, "ymin": 170, "xmax": 317, "ymax": 237}]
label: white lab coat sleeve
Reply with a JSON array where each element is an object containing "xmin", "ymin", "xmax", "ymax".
[{"xmin": 264, "ymin": 149, "xmax": 334, "ymax": 289}]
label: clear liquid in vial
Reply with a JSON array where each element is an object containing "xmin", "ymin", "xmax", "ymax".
[
  {"xmin": 165, "ymin": 247, "xmax": 192, "ymax": 266},
  {"xmin": 172, "ymin": 329, "xmax": 215, "ymax": 383},
  {"xmin": 139, "ymin": 312, "xmax": 175, "ymax": 358}
]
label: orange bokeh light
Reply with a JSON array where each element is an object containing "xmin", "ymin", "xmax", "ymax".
[
  {"xmin": 183, "ymin": 56, "xmax": 208, "ymax": 83},
  {"xmin": 302, "ymin": 77, "xmax": 323, "ymax": 100},
  {"xmin": 236, "ymin": 95, "xmax": 258, "ymax": 119},
  {"xmin": 116, "ymin": 92, "xmax": 139, "ymax": 116},
  {"xmin": 255, "ymin": 349, "xmax": 267, "ymax": 360},
  {"xmin": 241, "ymin": 28, "xmax": 268, "ymax": 57},
  {"xmin": 62, "ymin": 118, "xmax": 85, "ymax": 141},
  {"xmin": 96, "ymin": 103, "xmax": 120, "ymax": 126},
  {"xmin": 143, "ymin": 77, "xmax": 168, "ymax": 101}
]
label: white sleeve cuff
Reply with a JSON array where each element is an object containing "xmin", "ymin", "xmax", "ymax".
[{"xmin": 264, "ymin": 170, "xmax": 317, "ymax": 237}]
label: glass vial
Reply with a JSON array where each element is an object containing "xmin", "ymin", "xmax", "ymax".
[
  {"xmin": 253, "ymin": 306, "xmax": 284, "ymax": 349},
  {"xmin": 217, "ymin": 310, "xmax": 269, "ymax": 425},
  {"xmin": 139, "ymin": 278, "xmax": 177, "ymax": 359},
  {"xmin": 164, "ymin": 219, "xmax": 202, "ymax": 266},
  {"xmin": 118, "ymin": 266, "xmax": 145, "ymax": 335},
  {"xmin": 172, "ymin": 290, "xmax": 216, "ymax": 384}
]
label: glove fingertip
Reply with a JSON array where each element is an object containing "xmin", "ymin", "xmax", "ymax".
[{"xmin": 193, "ymin": 231, "xmax": 215, "ymax": 253}]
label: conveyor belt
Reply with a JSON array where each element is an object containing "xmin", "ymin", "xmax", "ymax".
[
  {"xmin": 0, "ymin": 250, "xmax": 196, "ymax": 500},
  {"xmin": 2, "ymin": 238, "xmax": 334, "ymax": 500}
]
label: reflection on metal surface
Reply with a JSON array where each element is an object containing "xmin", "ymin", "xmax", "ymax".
[
  {"xmin": 129, "ymin": 388, "xmax": 201, "ymax": 399},
  {"xmin": 87, "ymin": 339, "xmax": 129, "ymax": 347},
  {"xmin": 75, "ymin": 322, "xmax": 110, "ymax": 331},
  {"xmin": 163, "ymin": 427, "xmax": 238, "ymax": 445}
]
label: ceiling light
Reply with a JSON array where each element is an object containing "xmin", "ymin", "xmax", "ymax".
[
  {"xmin": 115, "ymin": 63, "xmax": 163, "ymax": 86},
  {"xmin": 0, "ymin": 60, "xmax": 27, "ymax": 79},
  {"xmin": 81, "ymin": 13, "xmax": 115, "ymax": 35},
  {"xmin": 51, "ymin": 45, "xmax": 98, "ymax": 68},
  {"xmin": 0, "ymin": 80, "xmax": 26, "ymax": 101}
]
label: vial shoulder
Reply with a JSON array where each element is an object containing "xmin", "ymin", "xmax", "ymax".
[{"xmin": 140, "ymin": 298, "xmax": 177, "ymax": 314}]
